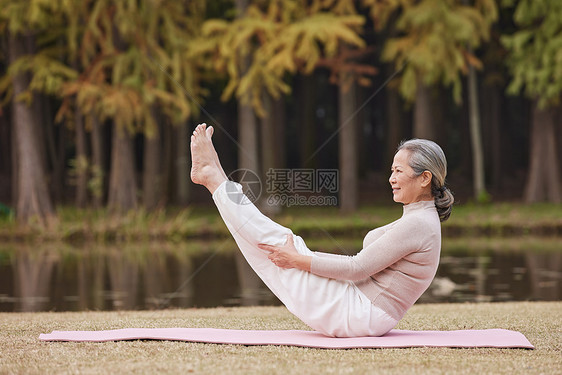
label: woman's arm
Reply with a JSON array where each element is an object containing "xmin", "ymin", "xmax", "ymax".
[
  {"xmin": 257, "ymin": 235, "xmax": 311, "ymax": 271},
  {"xmin": 259, "ymin": 216, "xmax": 435, "ymax": 281},
  {"xmin": 257, "ymin": 224, "xmax": 414, "ymax": 278},
  {"xmin": 313, "ymin": 251, "xmax": 347, "ymax": 259},
  {"xmin": 310, "ymin": 216, "xmax": 431, "ymax": 281}
]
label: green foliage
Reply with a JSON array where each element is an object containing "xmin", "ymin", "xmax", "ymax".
[
  {"xmin": 0, "ymin": 0, "xmax": 75, "ymax": 106},
  {"xmin": 381, "ymin": 0, "xmax": 497, "ymax": 103},
  {"xmin": 476, "ymin": 189, "xmax": 492, "ymax": 204},
  {"xmin": 0, "ymin": 0, "xmax": 64, "ymax": 33},
  {"xmin": 362, "ymin": 0, "xmax": 405, "ymax": 30},
  {"xmin": 67, "ymin": 156, "xmax": 106, "ymax": 200},
  {"xmin": 192, "ymin": 0, "xmax": 367, "ymax": 115},
  {"xmin": 0, "ymin": 0, "xmax": 206, "ymax": 134},
  {"xmin": 58, "ymin": 0, "xmax": 205, "ymax": 131},
  {"xmin": 0, "ymin": 202, "xmax": 14, "ymax": 221},
  {"xmin": 501, "ymin": 0, "xmax": 562, "ymax": 108},
  {"xmin": 6, "ymin": 51, "xmax": 78, "ymax": 98}
]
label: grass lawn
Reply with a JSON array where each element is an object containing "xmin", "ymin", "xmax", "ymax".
[{"xmin": 1, "ymin": 302, "xmax": 560, "ymax": 374}]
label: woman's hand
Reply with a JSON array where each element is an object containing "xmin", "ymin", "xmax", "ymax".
[{"xmin": 258, "ymin": 234, "xmax": 311, "ymax": 271}]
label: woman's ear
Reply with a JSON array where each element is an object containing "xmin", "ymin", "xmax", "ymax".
[{"xmin": 420, "ymin": 171, "xmax": 432, "ymax": 188}]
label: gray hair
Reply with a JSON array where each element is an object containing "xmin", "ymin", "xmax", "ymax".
[{"xmin": 397, "ymin": 139, "xmax": 454, "ymax": 222}]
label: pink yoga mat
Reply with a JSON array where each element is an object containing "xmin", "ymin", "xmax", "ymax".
[{"xmin": 39, "ymin": 328, "xmax": 534, "ymax": 349}]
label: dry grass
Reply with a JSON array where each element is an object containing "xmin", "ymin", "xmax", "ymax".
[{"xmin": 1, "ymin": 302, "xmax": 560, "ymax": 374}]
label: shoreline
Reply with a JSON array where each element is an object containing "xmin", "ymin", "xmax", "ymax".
[{"xmin": 1, "ymin": 202, "xmax": 561, "ymax": 243}]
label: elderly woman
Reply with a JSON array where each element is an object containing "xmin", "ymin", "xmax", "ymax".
[{"xmin": 190, "ymin": 123, "xmax": 454, "ymax": 337}]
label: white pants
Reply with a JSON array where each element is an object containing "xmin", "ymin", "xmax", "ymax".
[{"xmin": 212, "ymin": 181, "xmax": 398, "ymax": 337}]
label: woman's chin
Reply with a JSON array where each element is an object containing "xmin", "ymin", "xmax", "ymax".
[{"xmin": 393, "ymin": 195, "xmax": 408, "ymax": 205}]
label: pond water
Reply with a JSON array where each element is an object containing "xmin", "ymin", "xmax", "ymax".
[{"xmin": 0, "ymin": 240, "xmax": 560, "ymax": 312}]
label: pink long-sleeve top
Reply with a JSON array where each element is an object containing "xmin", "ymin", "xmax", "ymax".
[{"xmin": 310, "ymin": 200, "xmax": 441, "ymax": 321}]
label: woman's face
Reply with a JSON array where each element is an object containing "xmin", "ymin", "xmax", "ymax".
[{"xmin": 389, "ymin": 149, "xmax": 431, "ymax": 205}]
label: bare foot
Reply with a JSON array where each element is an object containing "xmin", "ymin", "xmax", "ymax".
[
  {"xmin": 190, "ymin": 123, "xmax": 227, "ymax": 193},
  {"xmin": 205, "ymin": 125, "xmax": 224, "ymax": 173}
]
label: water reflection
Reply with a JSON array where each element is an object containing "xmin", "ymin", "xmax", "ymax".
[
  {"xmin": 0, "ymin": 242, "xmax": 560, "ymax": 312},
  {"xmin": 14, "ymin": 250, "xmax": 58, "ymax": 312},
  {"xmin": 420, "ymin": 252, "xmax": 562, "ymax": 303}
]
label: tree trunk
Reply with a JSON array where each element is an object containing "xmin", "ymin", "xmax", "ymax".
[
  {"xmin": 260, "ymin": 92, "xmax": 282, "ymax": 215},
  {"xmin": 385, "ymin": 84, "xmax": 403, "ymax": 167},
  {"xmin": 431, "ymin": 87, "xmax": 448, "ymax": 149},
  {"xmin": 467, "ymin": 57, "xmax": 487, "ymax": 201},
  {"xmin": 234, "ymin": 0, "xmax": 265, "ymax": 306},
  {"xmin": 143, "ymin": 119, "xmax": 161, "ymax": 211},
  {"xmin": 300, "ymin": 74, "xmax": 316, "ymax": 168},
  {"xmin": 484, "ymin": 84, "xmax": 502, "ymax": 191},
  {"xmin": 28, "ymin": 44, "xmax": 49, "ymax": 179},
  {"xmin": 11, "ymin": 110, "xmax": 18, "ymax": 206},
  {"xmin": 234, "ymin": 91, "xmax": 264, "ymax": 307},
  {"xmin": 90, "ymin": 115, "xmax": 105, "ymax": 208},
  {"xmin": 273, "ymin": 96, "xmax": 286, "ymax": 169},
  {"xmin": 413, "ymin": 82, "xmax": 436, "ymax": 140},
  {"xmin": 161, "ymin": 120, "xmax": 172, "ymax": 206},
  {"xmin": 524, "ymin": 102, "xmax": 561, "ymax": 203},
  {"xmin": 338, "ymin": 79, "xmax": 358, "ymax": 213},
  {"xmin": 0, "ymin": 108, "xmax": 12, "ymax": 202},
  {"xmin": 107, "ymin": 123, "xmax": 137, "ymax": 213},
  {"xmin": 55, "ymin": 110, "xmax": 66, "ymax": 204},
  {"xmin": 9, "ymin": 33, "xmax": 55, "ymax": 224},
  {"xmin": 75, "ymin": 107, "xmax": 88, "ymax": 207},
  {"xmin": 0, "ymin": 42, "xmax": 10, "ymax": 182},
  {"xmin": 41, "ymin": 93, "xmax": 65, "ymax": 204},
  {"xmin": 261, "ymin": 93, "xmax": 276, "ymax": 177},
  {"xmin": 175, "ymin": 120, "xmax": 190, "ymax": 205},
  {"xmin": 237, "ymin": 105, "xmax": 259, "ymax": 176},
  {"xmin": 558, "ymin": 106, "xmax": 562, "ymax": 185}
]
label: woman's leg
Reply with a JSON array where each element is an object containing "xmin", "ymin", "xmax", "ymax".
[
  {"xmin": 212, "ymin": 180, "xmax": 315, "ymax": 304},
  {"xmin": 190, "ymin": 123, "xmax": 388, "ymax": 336},
  {"xmin": 190, "ymin": 123, "xmax": 336, "ymax": 318},
  {"xmin": 190, "ymin": 122, "xmax": 308, "ymax": 257},
  {"xmin": 211, "ymin": 183, "xmax": 358, "ymax": 335},
  {"xmin": 190, "ymin": 123, "xmax": 314, "ymax": 305}
]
